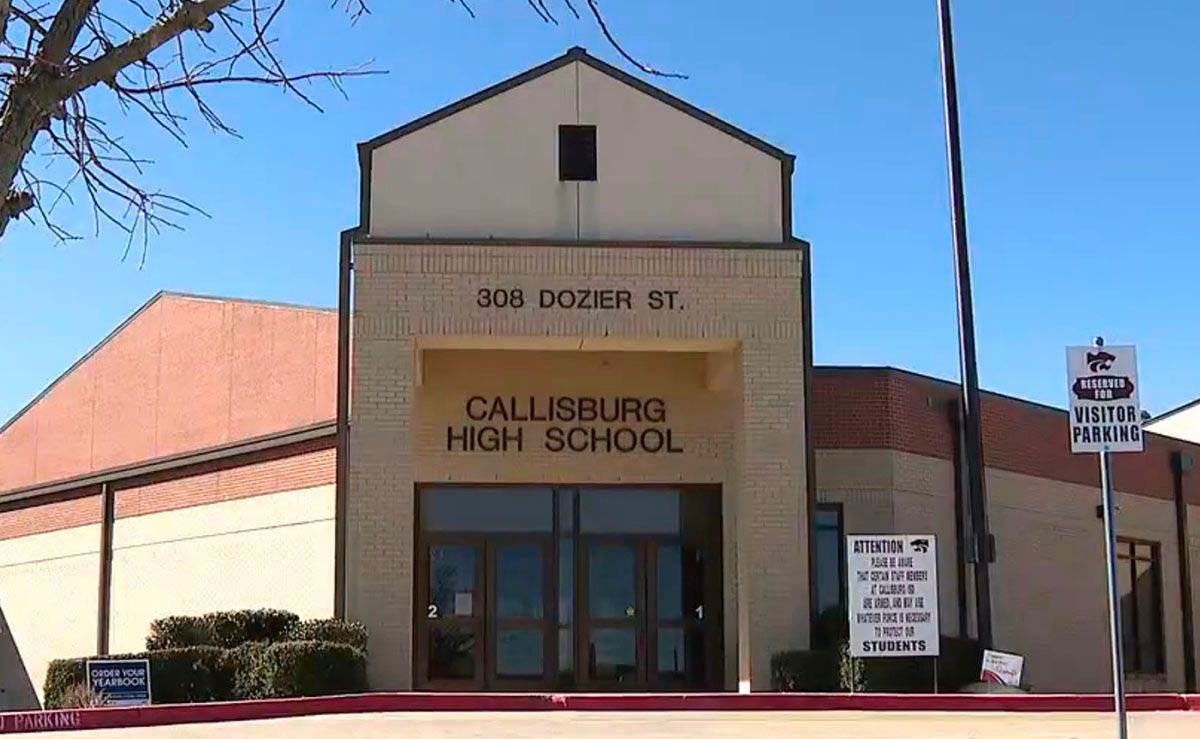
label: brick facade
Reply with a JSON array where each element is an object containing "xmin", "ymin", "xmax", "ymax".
[
  {"xmin": 812, "ymin": 367, "xmax": 1200, "ymax": 504},
  {"xmin": 0, "ymin": 293, "xmax": 337, "ymax": 493},
  {"xmin": 349, "ymin": 242, "xmax": 810, "ymax": 690}
]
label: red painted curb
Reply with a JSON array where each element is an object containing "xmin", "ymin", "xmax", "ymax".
[{"xmin": 1, "ymin": 692, "xmax": 1197, "ymax": 734}]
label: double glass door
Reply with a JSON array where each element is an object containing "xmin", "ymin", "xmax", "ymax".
[
  {"xmin": 580, "ymin": 539, "xmax": 710, "ymax": 689},
  {"xmin": 420, "ymin": 537, "xmax": 554, "ymax": 689},
  {"xmin": 416, "ymin": 486, "xmax": 722, "ymax": 691}
]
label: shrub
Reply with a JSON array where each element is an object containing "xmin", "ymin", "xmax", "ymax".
[
  {"xmin": 146, "ymin": 609, "xmax": 300, "ymax": 650},
  {"xmin": 770, "ymin": 646, "xmax": 840, "ymax": 692},
  {"xmin": 44, "ymin": 647, "xmax": 225, "ymax": 708},
  {"xmin": 219, "ymin": 641, "xmax": 271, "ymax": 700},
  {"xmin": 44, "ymin": 658, "xmax": 89, "ymax": 708},
  {"xmin": 771, "ymin": 636, "xmax": 983, "ymax": 693},
  {"xmin": 57, "ymin": 684, "xmax": 110, "ymax": 708},
  {"xmin": 145, "ymin": 616, "xmax": 212, "ymax": 651},
  {"xmin": 284, "ymin": 619, "xmax": 369, "ymax": 653},
  {"xmin": 254, "ymin": 641, "xmax": 367, "ymax": 698}
]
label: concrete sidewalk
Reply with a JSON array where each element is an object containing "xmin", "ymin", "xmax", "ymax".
[{"xmin": 9, "ymin": 710, "xmax": 1200, "ymax": 738}]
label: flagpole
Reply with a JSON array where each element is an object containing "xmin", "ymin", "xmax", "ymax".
[{"xmin": 935, "ymin": 0, "xmax": 994, "ymax": 648}]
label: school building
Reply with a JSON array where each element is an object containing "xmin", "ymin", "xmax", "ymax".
[{"xmin": 0, "ymin": 48, "xmax": 1197, "ymax": 709}]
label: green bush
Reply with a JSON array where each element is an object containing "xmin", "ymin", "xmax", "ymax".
[
  {"xmin": 44, "ymin": 647, "xmax": 225, "ymax": 708},
  {"xmin": 254, "ymin": 641, "xmax": 367, "ymax": 698},
  {"xmin": 770, "ymin": 645, "xmax": 840, "ymax": 691},
  {"xmin": 146, "ymin": 609, "xmax": 300, "ymax": 650},
  {"xmin": 220, "ymin": 642, "xmax": 271, "ymax": 700},
  {"xmin": 48, "ymin": 611, "xmax": 369, "ymax": 707},
  {"xmin": 771, "ymin": 636, "xmax": 983, "ymax": 693},
  {"xmin": 285, "ymin": 619, "xmax": 369, "ymax": 653}
]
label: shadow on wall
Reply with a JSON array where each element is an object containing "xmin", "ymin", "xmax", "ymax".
[{"xmin": 0, "ymin": 602, "xmax": 38, "ymax": 710}]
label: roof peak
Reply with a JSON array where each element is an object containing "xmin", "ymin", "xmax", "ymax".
[{"xmin": 357, "ymin": 47, "xmax": 792, "ymax": 164}]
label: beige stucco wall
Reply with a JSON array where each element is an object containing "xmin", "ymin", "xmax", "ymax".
[
  {"xmin": 1146, "ymin": 408, "xmax": 1200, "ymax": 444},
  {"xmin": 108, "ymin": 485, "xmax": 335, "ymax": 653},
  {"xmin": 816, "ymin": 447, "xmax": 1193, "ymax": 693},
  {"xmin": 349, "ymin": 242, "xmax": 808, "ymax": 690},
  {"xmin": 367, "ymin": 60, "xmax": 784, "ymax": 242},
  {"xmin": 0, "ymin": 524, "xmax": 100, "ymax": 708}
]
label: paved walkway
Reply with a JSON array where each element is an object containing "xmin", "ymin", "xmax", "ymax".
[{"xmin": 9, "ymin": 710, "xmax": 1200, "ymax": 738}]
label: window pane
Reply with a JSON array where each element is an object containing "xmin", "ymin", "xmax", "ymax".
[
  {"xmin": 1134, "ymin": 557, "xmax": 1162, "ymax": 672},
  {"xmin": 423, "ymin": 487, "xmax": 553, "ymax": 532},
  {"xmin": 815, "ymin": 525, "xmax": 842, "ymax": 615},
  {"xmin": 558, "ymin": 489, "xmax": 576, "ymax": 532},
  {"xmin": 580, "ymin": 488, "xmax": 679, "ymax": 534},
  {"xmin": 657, "ymin": 544, "xmax": 683, "ymax": 620},
  {"xmin": 496, "ymin": 628, "xmax": 544, "ymax": 679},
  {"xmin": 559, "ymin": 539, "xmax": 574, "ymax": 626},
  {"xmin": 657, "ymin": 627, "xmax": 705, "ymax": 687},
  {"xmin": 558, "ymin": 628, "xmax": 574, "ymax": 684},
  {"xmin": 429, "ymin": 625, "xmax": 476, "ymax": 680},
  {"xmin": 430, "ymin": 545, "xmax": 476, "ymax": 618},
  {"xmin": 815, "ymin": 507, "xmax": 840, "ymax": 530},
  {"xmin": 1117, "ymin": 557, "xmax": 1137, "ymax": 668},
  {"xmin": 589, "ymin": 545, "xmax": 636, "ymax": 619},
  {"xmin": 497, "ymin": 545, "xmax": 544, "ymax": 619},
  {"xmin": 589, "ymin": 628, "xmax": 637, "ymax": 683}
]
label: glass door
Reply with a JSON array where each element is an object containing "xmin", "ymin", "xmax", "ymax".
[
  {"xmin": 419, "ymin": 540, "xmax": 485, "ymax": 689},
  {"xmin": 488, "ymin": 539, "xmax": 554, "ymax": 687},
  {"xmin": 649, "ymin": 542, "xmax": 713, "ymax": 689},
  {"xmin": 580, "ymin": 540, "xmax": 645, "ymax": 688}
]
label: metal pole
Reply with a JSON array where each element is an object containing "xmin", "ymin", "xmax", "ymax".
[
  {"xmin": 1099, "ymin": 447, "xmax": 1128, "ymax": 739},
  {"xmin": 936, "ymin": 0, "xmax": 993, "ymax": 648}
]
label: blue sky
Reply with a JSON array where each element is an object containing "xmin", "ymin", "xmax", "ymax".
[{"xmin": 1, "ymin": 1, "xmax": 1197, "ymax": 425}]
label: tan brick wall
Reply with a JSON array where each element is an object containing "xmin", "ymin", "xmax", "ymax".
[
  {"xmin": 816, "ymin": 447, "xmax": 1194, "ymax": 693},
  {"xmin": 349, "ymin": 242, "xmax": 809, "ymax": 690}
]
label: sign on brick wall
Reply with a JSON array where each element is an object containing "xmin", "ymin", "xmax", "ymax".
[{"xmin": 846, "ymin": 534, "xmax": 940, "ymax": 658}]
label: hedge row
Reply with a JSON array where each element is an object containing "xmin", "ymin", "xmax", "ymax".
[
  {"xmin": 45, "ymin": 610, "xmax": 370, "ymax": 709},
  {"xmin": 45, "ymin": 641, "xmax": 366, "ymax": 709},
  {"xmin": 771, "ymin": 636, "xmax": 984, "ymax": 693},
  {"xmin": 145, "ymin": 609, "xmax": 301, "ymax": 650}
]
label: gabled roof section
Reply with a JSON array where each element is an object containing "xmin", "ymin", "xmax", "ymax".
[
  {"xmin": 0, "ymin": 291, "xmax": 332, "ymax": 438},
  {"xmin": 0, "ymin": 292, "xmax": 337, "ymax": 493},
  {"xmin": 1147, "ymin": 395, "xmax": 1200, "ymax": 424},
  {"xmin": 357, "ymin": 46, "xmax": 794, "ymax": 165}
]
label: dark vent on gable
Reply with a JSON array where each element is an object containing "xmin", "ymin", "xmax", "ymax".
[{"xmin": 558, "ymin": 125, "xmax": 597, "ymax": 181}]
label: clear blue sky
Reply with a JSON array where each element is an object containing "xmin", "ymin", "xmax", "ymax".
[{"xmin": 1, "ymin": 1, "xmax": 1197, "ymax": 425}]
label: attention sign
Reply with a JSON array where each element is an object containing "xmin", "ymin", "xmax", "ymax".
[
  {"xmin": 1066, "ymin": 345, "xmax": 1143, "ymax": 454},
  {"xmin": 847, "ymin": 534, "xmax": 940, "ymax": 658}
]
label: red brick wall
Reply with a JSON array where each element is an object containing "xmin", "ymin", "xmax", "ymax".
[
  {"xmin": 0, "ymin": 492, "xmax": 102, "ymax": 541},
  {"xmin": 0, "ymin": 294, "xmax": 337, "ymax": 492},
  {"xmin": 812, "ymin": 367, "xmax": 1200, "ymax": 505},
  {"xmin": 114, "ymin": 444, "xmax": 335, "ymax": 520},
  {"xmin": 0, "ymin": 441, "xmax": 334, "ymax": 541}
]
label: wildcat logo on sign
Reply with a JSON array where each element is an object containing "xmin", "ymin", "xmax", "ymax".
[{"xmin": 1066, "ymin": 345, "xmax": 1143, "ymax": 454}]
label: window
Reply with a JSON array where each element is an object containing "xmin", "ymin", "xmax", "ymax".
[
  {"xmin": 558, "ymin": 125, "xmax": 597, "ymax": 181},
  {"xmin": 813, "ymin": 503, "xmax": 845, "ymax": 646},
  {"xmin": 1117, "ymin": 539, "xmax": 1164, "ymax": 674}
]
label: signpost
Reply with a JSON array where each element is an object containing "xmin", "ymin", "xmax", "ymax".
[
  {"xmin": 1067, "ymin": 339, "xmax": 1142, "ymax": 739},
  {"xmin": 847, "ymin": 534, "xmax": 940, "ymax": 688},
  {"xmin": 85, "ymin": 658, "xmax": 151, "ymax": 707}
]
